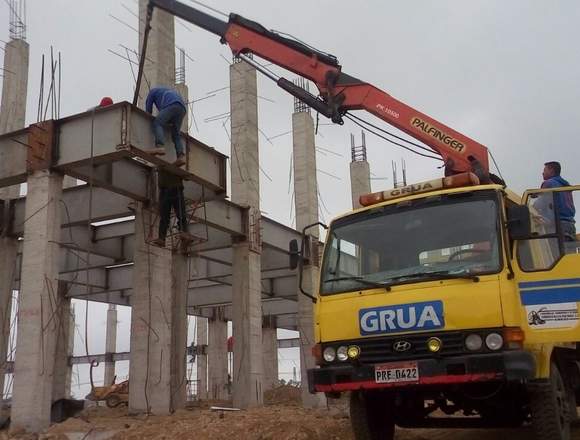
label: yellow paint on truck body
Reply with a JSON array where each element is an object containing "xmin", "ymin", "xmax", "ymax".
[{"xmin": 318, "ymin": 276, "xmax": 503, "ymax": 342}]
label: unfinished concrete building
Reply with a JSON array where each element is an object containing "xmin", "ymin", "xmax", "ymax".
[
  {"xmin": 0, "ymin": 0, "xmax": 326, "ymax": 433},
  {"xmin": 0, "ymin": 0, "xmax": 388, "ymax": 432}
]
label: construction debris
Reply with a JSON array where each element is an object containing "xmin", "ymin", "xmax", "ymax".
[{"xmin": 3, "ymin": 403, "xmax": 580, "ymax": 440}]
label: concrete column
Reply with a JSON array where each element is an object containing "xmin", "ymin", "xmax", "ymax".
[
  {"xmin": 292, "ymin": 111, "xmax": 326, "ymax": 408},
  {"xmin": 261, "ymin": 324, "xmax": 279, "ymax": 391},
  {"xmin": 52, "ymin": 282, "xmax": 74, "ymax": 401},
  {"xmin": 64, "ymin": 304, "xmax": 75, "ymax": 396},
  {"xmin": 195, "ymin": 316, "xmax": 208, "ymax": 400},
  {"xmin": 0, "ymin": 235, "xmax": 17, "ymax": 400},
  {"xmin": 0, "ymin": 39, "xmax": 29, "ymax": 135},
  {"xmin": 232, "ymin": 247, "xmax": 263, "ymax": 408},
  {"xmin": 11, "ymin": 171, "xmax": 63, "ymax": 432},
  {"xmin": 350, "ymin": 161, "xmax": 371, "ymax": 209},
  {"xmin": 138, "ymin": 0, "xmax": 176, "ymax": 106},
  {"xmin": 230, "ymin": 60, "xmax": 263, "ymax": 408},
  {"xmin": 230, "ymin": 61, "xmax": 259, "ymax": 207},
  {"xmin": 170, "ymin": 253, "xmax": 188, "ymax": 409},
  {"xmin": 207, "ymin": 311, "xmax": 228, "ymax": 400},
  {"xmin": 0, "ymin": 38, "xmax": 29, "ymax": 397},
  {"xmin": 104, "ymin": 304, "xmax": 118, "ymax": 386},
  {"xmin": 129, "ymin": 203, "xmax": 186, "ymax": 414}
]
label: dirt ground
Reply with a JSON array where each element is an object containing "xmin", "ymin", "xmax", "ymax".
[{"xmin": 2, "ymin": 386, "xmax": 580, "ymax": 440}]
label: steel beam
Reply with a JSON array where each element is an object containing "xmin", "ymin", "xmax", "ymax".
[{"xmin": 11, "ymin": 185, "xmax": 134, "ymax": 236}]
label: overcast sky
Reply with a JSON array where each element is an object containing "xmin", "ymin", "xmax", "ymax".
[{"xmin": 1, "ymin": 0, "xmax": 580, "ymax": 397}]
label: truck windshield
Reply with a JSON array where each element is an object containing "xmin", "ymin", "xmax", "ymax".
[{"xmin": 320, "ymin": 194, "xmax": 501, "ymax": 295}]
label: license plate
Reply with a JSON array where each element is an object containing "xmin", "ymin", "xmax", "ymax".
[{"xmin": 375, "ymin": 361, "xmax": 419, "ymax": 384}]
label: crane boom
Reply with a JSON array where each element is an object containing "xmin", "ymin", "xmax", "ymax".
[{"xmin": 149, "ymin": 0, "xmax": 491, "ymax": 179}]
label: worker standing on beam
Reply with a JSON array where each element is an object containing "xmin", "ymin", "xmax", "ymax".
[
  {"xmin": 145, "ymin": 86, "xmax": 187, "ymax": 167},
  {"xmin": 151, "ymin": 169, "xmax": 189, "ymax": 247}
]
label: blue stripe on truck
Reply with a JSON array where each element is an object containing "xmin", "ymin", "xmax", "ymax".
[
  {"xmin": 520, "ymin": 286, "xmax": 580, "ymax": 306},
  {"xmin": 518, "ymin": 278, "xmax": 580, "ymax": 290}
]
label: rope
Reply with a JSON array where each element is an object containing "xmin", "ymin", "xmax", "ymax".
[{"xmin": 133, "ymin": 5, "xmax": 153, "ymax": 106}]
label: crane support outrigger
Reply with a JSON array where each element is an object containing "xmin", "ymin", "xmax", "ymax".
[{"xmin": 146, "ymin": 0, "xmax": 491, "ymax": 181}]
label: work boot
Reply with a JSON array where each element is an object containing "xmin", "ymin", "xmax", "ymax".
[
  {"xmin": 150, "ymin": 237, "xmax": 165, "ymax": 247},
  {"xmin": 174, "ymin": 153, "xmax": 186, "ymax": 167},
  {"xmin": 147, "ymin": 146, "xmax": 166, "ymax": 156}
]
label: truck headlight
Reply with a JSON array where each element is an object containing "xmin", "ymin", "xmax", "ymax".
[
  {"xmin": 336, "ymin": 346, "xmax": 348, "ymax": 361},
  {"xmin": 485, "ymin": 333, "xmax": 503, "ymax": 351},
  {"xmin": 323, "ymin": 346, "xmax": 336, "ymax": 362},
  {"xmin": 465, "ymin": 334, "xmax": 483, "ymax": 351}
]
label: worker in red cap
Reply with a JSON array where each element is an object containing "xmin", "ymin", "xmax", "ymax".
[{"xmin": 99, "ymin": 97, "xmax": 113, "ymax": 107}]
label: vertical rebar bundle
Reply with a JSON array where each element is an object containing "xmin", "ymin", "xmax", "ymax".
[
  {"xmin": 350, "ymin": 130, "xmax": 367, "ymax": 162},
  {"xmin": 392, "ymin": 158, "xmax": 407, "ymax": 188},
  {"xmin": 175, "ymin": 48, "xmax": 186, "ymax": 84},
  {"xmin": 8, "ymin": 0, "xmax": 26, "ymax": 41},
  {"xmin": 293, "ymin": 78, "xmax": 310, "ymax": 114}
]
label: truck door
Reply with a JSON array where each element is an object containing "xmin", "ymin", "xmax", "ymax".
[{"xmin": 513, "ymin": 185, "xmax": 580, "ymax": 343}]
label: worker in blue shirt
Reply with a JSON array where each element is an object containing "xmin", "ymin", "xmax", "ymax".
[
  {"xmin": 145, "ymin": 86, "xmax": 187, "ymax": 167},
  {"xmin": 540, "ymin": 161, "xmax": 576, "ymax": 241}
]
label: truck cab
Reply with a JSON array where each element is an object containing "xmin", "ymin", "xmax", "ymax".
[{"xmin": 295, "ymin": 175, "xmax": 580, "ymax": 440}]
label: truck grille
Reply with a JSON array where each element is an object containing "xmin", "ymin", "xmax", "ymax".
[{"xmin": 333, "ymin": 331, "xmax": 468, "ymax": 364}]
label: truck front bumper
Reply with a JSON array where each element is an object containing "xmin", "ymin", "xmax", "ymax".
[{"xmin": 308, "ymin": 351, "xmax": 535, "ymax": 394}]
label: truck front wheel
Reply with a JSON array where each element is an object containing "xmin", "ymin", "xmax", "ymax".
[
  {"xmin": 350, "ymin": 390, "xmax": 395, "ymax": 440},
  {"xmin": 530, "ymin": 362, "xmax": 571, "ymax": 440}
]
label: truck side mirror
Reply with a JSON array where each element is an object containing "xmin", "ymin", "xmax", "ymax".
[
  {"xmin": 289, "ymin": 239, "xmax": 300, "ymax": 270},
  {"xmin": 507, "ymin": 205, "xmax": 532, "ymax": 240}
]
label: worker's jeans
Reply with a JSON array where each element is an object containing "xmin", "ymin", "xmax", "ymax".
[
  {"xmin": 158, "ymin": 187, "xmax": 188, "ymax": 240},
  {"xmin": 561, "ymin": 220, "xmax": 577, "ymax": 242},
  {"xmin": 152, "ymin": 103, "xmax": 186, "ymax": 156}
]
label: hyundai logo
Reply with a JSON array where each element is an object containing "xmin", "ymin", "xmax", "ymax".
[{"xmin": 393, "ymin": 340, "xmax": 412, "ymax": 352}]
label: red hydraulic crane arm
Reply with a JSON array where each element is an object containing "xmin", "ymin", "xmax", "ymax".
[{"xmin": 149, "ymin": 0, "xmax": 490, "ymax": 178}]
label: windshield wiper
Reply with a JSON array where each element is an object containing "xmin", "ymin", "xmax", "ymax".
[
  {"xmin": 324, "ymin": 276, "xmax": 391, "ymax": 291},
  {"xmin": 385, "ymin": 270, "xmax": 480, "ymax": 286}
]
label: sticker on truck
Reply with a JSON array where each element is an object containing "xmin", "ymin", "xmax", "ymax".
[
  {"xmin": 519, "ymin": 279, "xmax": 580, "ymax": 329},
  {"xmin": 526, "ymin": 303, "xmax": 579, "ymax": 329},
  {"xmin": 359, "ymin": 300, "xmax": 444, "ymax": 336}
]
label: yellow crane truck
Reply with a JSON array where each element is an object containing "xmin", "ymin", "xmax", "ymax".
[{"xmin": 296, "ymin": 175, "xmax": 580, "ymax": 440}]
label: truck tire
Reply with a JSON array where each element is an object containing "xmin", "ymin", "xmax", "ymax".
[
  {"xmin": 567, "ymin": 385, "xmax": 578, "ymax": 424},
  {"xmin": 530, "ymin": 362, "xmax": 571, "ymax": 440},
  {"xmin": 349, "ymin": 390, "xmax": 394, "ymax": 440}
]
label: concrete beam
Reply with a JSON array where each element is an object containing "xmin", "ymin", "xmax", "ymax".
[
  {"xmin": 5, "ymin": 339, "xmax": 298, "ymax": 373},
  {"xmin": 71, "ymin": 351, "xmax": 130, "ymax": 365},
  {"xmin": 192, "ymin": 298, "xmax": 297, "ymax": 321}
]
